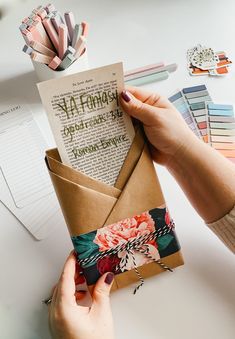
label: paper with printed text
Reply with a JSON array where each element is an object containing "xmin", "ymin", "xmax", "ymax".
[{"xmin": 38, "ymin": 62, "xmax": 135, "ymax": 186}]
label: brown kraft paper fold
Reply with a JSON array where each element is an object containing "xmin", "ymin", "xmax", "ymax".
[{"xmin": 45, "ymin": 127, "xmax": 184, "ymax": 291}]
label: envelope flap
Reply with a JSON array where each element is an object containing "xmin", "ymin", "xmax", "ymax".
[
  {"xmin": 105, "ymin": 144, "xmax": 165, "ymax": 225},
  {"xmin": 46, "ymin": 149, "xmax": 121, "ymax": 199},
  {"xmin": 45, "ymin": 126, "xmax": 145, "ymax": 200},
  {"xmin": 48, "ymin": 169, "xmax": 117, "ymax": 236},
  {"xmin": 114, "ymin": 126, "xmax": 145, "ymax": 190}
]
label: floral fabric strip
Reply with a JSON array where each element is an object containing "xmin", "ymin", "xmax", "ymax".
[{"xmin": 72, "ymin": 207, "xmax": 181, "ymax": 286}]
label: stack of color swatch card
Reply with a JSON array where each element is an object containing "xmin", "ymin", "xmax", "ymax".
[
  {"xmin": 181, "ymin": 85, "xmax": 212, "ymax": 142},
  {"xmin": 169, "ymin": 85, "xmax": 235, "ymax": 164},
  {"xmin": 20, "ymin": 4, "xmax": 88, "ymax": 70},
  {"xmin": 124, "ymin": 62, "xmax": 178, "ymax": 86},
  {"xmin": 168, "ymin": 85, "xmax": 208, "ymax": 139},
  {"xmin": 187, "ymin": 44, "xmax": 232, "ymax": 77},
  {"xmin": 207, "ymin": 104, "xmax": 235, "ymax": 164}
]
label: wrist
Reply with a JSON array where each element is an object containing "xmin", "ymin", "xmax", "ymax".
[{"xmin": 166, "ymin": 132, "xmax": 201, "ymax": 173}]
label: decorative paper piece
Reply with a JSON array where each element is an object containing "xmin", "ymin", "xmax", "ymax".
[
  {"xmin": 187, "ymin": 44, "xmax": 232, "ymax": 77},
  {"xmin": 72, "ymin": 207, "xmax": 180, "ymax": 288},
  {"xmin": 207, "ymin": 103, "xmax": 235, "ymax": 163},
  {"xmin": 38, "ymin": 62, "xmax": 135, "ymax": 186},
  {"xmin": 189, "ymin": 45, "xmax": 219, "ymax": 70}
]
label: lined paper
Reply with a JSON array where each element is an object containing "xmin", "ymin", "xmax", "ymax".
[
  {"xmin": 0, "ymin": 167, "xmax": 65, "ymax": 239},
  {"xmin": 0, "ymin": 120, "xmax": 52, "ymax": 208},
  {"xmin": 0, "ymin": 101, "xmax": 64, "ymax": 239}
]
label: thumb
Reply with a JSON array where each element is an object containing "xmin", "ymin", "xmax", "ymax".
[
  {"xmin": 120, "ymin": 90, "xmax": 159, "ymax": 125},
  {"xmin": 92, "ymin": 272, "xmax": 114, "ymax": 306}
]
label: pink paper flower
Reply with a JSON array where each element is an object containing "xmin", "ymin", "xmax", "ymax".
[
  {"xmin": 93, "ymin": 211, "xmax": 161, "ymax": 272},
  {"xmin": 94, "ymin": 212, "xmax": 156, "ymax": 251}
]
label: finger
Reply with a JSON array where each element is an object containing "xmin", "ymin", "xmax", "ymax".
[
  {"xmin": 50, "ymin": 284, "xmax": 58, "ymax": 304},
  {"xmin": 92, "ymin": 272, "xmax": 114, "ymax": 308},
  {"xmin": 125, "ymin": 86, "xmax": 172, "ymax": 109},
  {"xmin": 56, "ymin": 252, "xmax": 77, "ymax": 305},
  {"xmin": 47, "ymin": 285, "xmax": 58, "ymax": 312},
  {"xmin": 75, "ymin": 261, "xmax": 86, "ymax": 285},
  {"xmin": 50, "ymin": 284, "xmax": 57, "ymax": 296},
  {"xmin": 120, "ymin": 90, "xmax": 160, "ymax": 126}
]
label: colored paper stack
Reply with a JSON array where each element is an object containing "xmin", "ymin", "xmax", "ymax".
[
  {"xmin": 207, "ymin": 104, "xmax": 235, "ymax": 164},
  {"xmin": 124, "ymin": 62, "xmax": 178, "ymax": 86},
  {"xmin": 187, "ymin": 44, "xmax": 232, "ymax": 77},
  {"xmin": 169, "ymin": 85, "xmax": 211, "ymax": 141},
  {"xmin": 168, "ymin": 91, "xmax": 200, "ymax": 138},
  {"xmin": 169, "ymin": 85, "xmax": 235, "ymax": 164},
  {"xmin": 19, "ymin": 4, "xmax": 88, "ymax": 71}
]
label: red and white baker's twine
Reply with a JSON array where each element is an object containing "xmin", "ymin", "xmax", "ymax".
[{"xmin": 78, "ymin": 221, "xmax": 175, "ymax": 294}]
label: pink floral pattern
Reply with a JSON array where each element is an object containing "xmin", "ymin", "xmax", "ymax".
[
  {"xmin": 72, "ymin": 207, "xmax": 180, "ymax": 286},
  {"xmin": 94, "ymin": 212, "xmax": 155, "ymax": 251},
  {"xmin": 93, "ymin": 212, "xmax": 159, "ymax": 272}
]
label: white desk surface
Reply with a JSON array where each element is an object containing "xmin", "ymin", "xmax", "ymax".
[{"xmin": 0, "ymin": 1, "xmax": 235, "ymax": 338}]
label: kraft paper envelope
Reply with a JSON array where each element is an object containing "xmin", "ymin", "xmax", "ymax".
[{"xmin": 45, "ymin": 127, "xmax": 184, "ymax": 291}]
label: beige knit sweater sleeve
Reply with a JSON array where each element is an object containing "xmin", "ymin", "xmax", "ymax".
[{"xmin": 207, "ymin": 206, "xmax": 235, "ymax": 254}]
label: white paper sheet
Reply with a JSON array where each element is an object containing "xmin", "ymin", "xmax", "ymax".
[
  {"xmin": 0, "ymin": 120, "xmax": 52, "ymax": 208},
  {"xmin": 38, "ymin": 62, "xmax": 135, "ymax": 186},
  {"xmin": 0, "ymin": 100, "xmax": 65, "ymax": 239}
]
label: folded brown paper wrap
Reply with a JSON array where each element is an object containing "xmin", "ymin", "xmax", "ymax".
[{"xmin": 45, "ymin": 128, "xmax": 184, "ymax": 291}]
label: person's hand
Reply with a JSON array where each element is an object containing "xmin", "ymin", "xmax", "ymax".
[
  {"xmin": 120, "ymin": 86, "xmax": 197, "ymax": 165},
  {"xmin": 48, "ymin": 252, "xmax": 115, "ymax": 339}
]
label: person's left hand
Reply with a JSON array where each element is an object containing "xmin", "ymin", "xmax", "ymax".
[{"xmin": 48, "ymin": 252, "xmax": 115, "ymax": 339}]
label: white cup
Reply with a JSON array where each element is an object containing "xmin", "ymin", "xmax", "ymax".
[{"xmin": 32, "ymin": 48, "xmax": 89, "ymax": 82}]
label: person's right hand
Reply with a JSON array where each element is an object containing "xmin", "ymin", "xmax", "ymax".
[
  {"xmin": 48, "ymin": 252, "xmax": 115, "ymax": 339},
  {"xmin": 120, "ymin": 86, "xmax": 197, "ymax": 166}
]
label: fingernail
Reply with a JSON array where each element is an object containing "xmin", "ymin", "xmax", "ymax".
[
  {"xmin": 104, "ymin": 272, "xmax": 114, "ymax": 285},
  {"xmin": 121, "ymin": 90, "xmax": 131, "ymax": 102}
]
